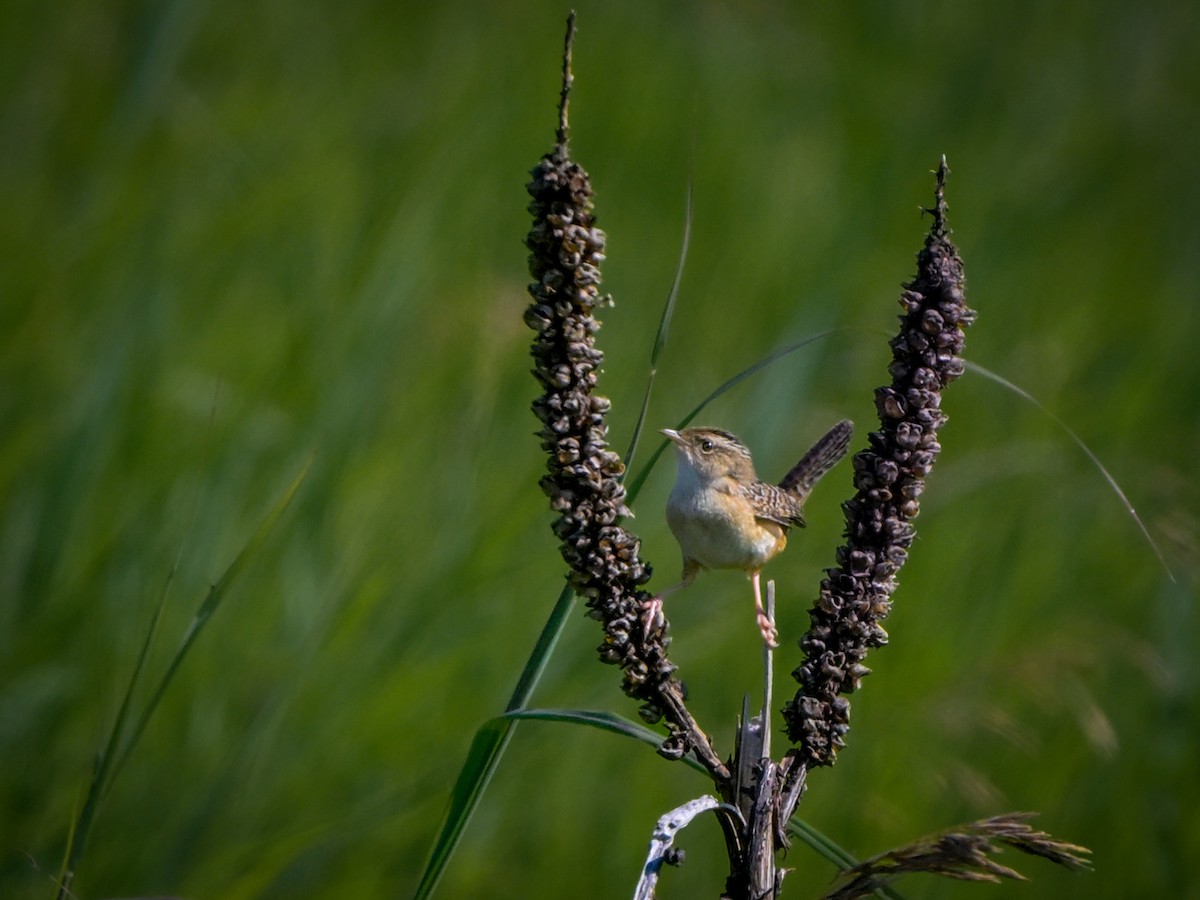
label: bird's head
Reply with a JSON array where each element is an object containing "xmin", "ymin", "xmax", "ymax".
[{"xmin": 660, "ymin": 427, "xmax": 757, "ymax": 483}]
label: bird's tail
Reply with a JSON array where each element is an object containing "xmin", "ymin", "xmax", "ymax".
[{"xmin": 779, "ymin": 419, "xmax": 853, "ymax": 499}]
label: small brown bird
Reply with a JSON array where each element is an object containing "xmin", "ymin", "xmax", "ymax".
[{"xmin": 650, "ymin": 420, "xmax": 853, "ymax": 647}]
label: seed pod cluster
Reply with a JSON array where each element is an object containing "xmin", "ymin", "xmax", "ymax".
[
  {"xmin": 525, "ymin": 142, "xmax": 681, "ymax": 728},
  {"xmin": 784, "ymin": 161, "xmax": 976, "ymax": 765}
]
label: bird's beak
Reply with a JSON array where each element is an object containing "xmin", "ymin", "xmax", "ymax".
[{"xmin": 660, "ymin": 428, "xmax": 683, "ymax": 444}]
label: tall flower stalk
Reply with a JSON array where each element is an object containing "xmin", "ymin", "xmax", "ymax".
[
  {"xmin": 782, "ymin": 159, "xmax": 976, "ymax": 772},
  {"xmin": 523, "ymin": 12, "xmax": 725, "ymax": 779}
]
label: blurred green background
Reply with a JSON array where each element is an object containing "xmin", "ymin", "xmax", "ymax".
[{"xmin": 2, "ymin": 1, "xmax": 1197, "ymax": 897}]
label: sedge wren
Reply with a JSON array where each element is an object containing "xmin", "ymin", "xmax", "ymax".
[{"xmin": 651, "ymin": 419, "xmax": 853, "ymax": 647}]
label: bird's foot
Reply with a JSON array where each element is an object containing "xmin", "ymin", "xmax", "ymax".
[{"xmin": 756, "ymin": 610, "xmax": 779, "ymax": 649}]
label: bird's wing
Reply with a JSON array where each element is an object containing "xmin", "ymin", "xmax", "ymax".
[{"xmin": 742, "ymin": 480, "xmax": 806, "ymax": 528}]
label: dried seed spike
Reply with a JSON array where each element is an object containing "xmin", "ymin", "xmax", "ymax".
[
  {"xmin": 783, "ymin": 159, "xmax": 976, "ymax": 766},
  {"xmin": 522, "ymin": 15, "xmax": 727, "ymax": 783}
]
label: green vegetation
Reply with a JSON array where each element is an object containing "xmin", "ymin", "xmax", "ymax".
[{"xmin": 2, "ymin": 2, "xmax": 1196, "ymax": 898}]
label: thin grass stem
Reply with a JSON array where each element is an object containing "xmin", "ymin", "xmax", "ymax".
[
  {"xmin": 624, "ymin": 182, "xmax": 692, "ymax": 473},
  {"xmin": 964, "ymin": 359, "xmax": 1175, "ymax": 582}
]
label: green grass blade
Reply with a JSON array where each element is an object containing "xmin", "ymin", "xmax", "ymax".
[
  {"xmin": 624, "ymin": 182, "xmax": 693, "ymax": 473},
  {"xmin": 106, "ymin": 453, "xmax": 315, "ymax": 788},
  {"xmin": 508, "ymin": 585, "xmax": 578, "ymax": 710},
  {"xmin": 507, "ymin": 583, "xmax": 576, "ymax": 711},
  {"xmin": 54, "ymin": 789, "xmax": 82, "ymax": 899},
  {"xmin": 55, "ymin": 387, "xmax": 236, "ymax": 896},
  {"xmin": 414, "ymin": 584, "xmax": 575, "ymax": 900},
  {"xmin": 964, "ymin": 359, "xmax": 1175, "ymax": 583},
  {"xmin": 649, "ymin": 183, "xmax": 692, "ymax": 366},
  {"xmin": 55, "ymin": 551, "xmax": 178, "ymax": 896},
  {"xmin": 503, "ymin": 707, "xmax": 675, "ymax": 754},
  {"xmin": 626, "ymin": 329, "xmax": 840, "ymax": 500},
  {"xmin": 412, "ymin": 716, "xmax": 516, "ymax": 900},
  {"xmin": 413, "ymin": 709, "xmax": 654, "ymax": 900}
]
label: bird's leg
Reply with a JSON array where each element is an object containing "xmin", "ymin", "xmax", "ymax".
[
  {"xmin": 642, "ymin": 561, "xmax": 697, "ymax": 636},
  {"xmin": 752, "ymin": 571, "xmax": 779, "ymax": 648}
]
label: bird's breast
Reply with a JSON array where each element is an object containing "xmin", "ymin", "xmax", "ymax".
[{"xmin": 666, "ymin": 476, "xmax": 786, "ymax": 571}]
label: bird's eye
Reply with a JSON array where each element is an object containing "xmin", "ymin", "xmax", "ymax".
[{"xmin": 700, "ymin": 439, "xmax": 715, "ymax": 452}]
